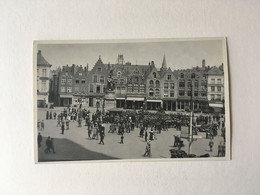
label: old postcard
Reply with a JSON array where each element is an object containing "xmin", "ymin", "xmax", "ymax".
[{"xmin": 34, "ymin": 38, "xmax": 230, "ymax": 163}]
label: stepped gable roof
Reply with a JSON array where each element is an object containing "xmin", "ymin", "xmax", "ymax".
[
  {"xmin": 37, "ymin": 50, "xmax": 51, "ymax": 67},
  {"xmin": 90, "ymin": 56, "xmax": 108, "ymax": 73},
  {"xmin": 207, "ymin": 66, "xmax": 224, "ymax": 75},
  {"xmin": 95, "ymin": 56, "xmax": 104, "ymax": 66},
  {"xmin": 75, "ymin": 66, "xmax": 88, "ymax": 76}
]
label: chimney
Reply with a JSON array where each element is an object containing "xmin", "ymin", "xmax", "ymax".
[{"xmin": 202, "ymin": 59, "xmax": 205, "ymax": 68}]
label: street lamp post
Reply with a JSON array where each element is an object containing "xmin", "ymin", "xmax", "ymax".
[{"xmin": 188, "ymin": 74, "xmax": 195, "ymax": 155}]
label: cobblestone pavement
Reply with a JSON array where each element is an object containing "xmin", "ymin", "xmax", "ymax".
[{"xmin": 37, "ymin": 107, "xmax": 224, "ymax": 161}]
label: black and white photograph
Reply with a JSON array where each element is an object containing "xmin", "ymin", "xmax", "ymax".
[{"xmin": 34, "ymin": 38, "xmax": 230, "ymax": 162}]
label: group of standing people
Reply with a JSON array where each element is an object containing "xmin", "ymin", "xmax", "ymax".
[{"xmin": 37, "ymin": 133, "xmax": 55, "ymax": 154}]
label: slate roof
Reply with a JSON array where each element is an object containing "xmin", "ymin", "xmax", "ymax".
[
  {"xmin": 207, "ymin": 66, "xmax": 224, "ymax": 75},
  {"xmin": 37, "ymin": 50, "xmax": 51, "ymax": 67}
]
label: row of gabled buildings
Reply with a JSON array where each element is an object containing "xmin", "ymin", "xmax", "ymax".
[{"xmin": 37, "ymin": 50, "xmax": 225, "ymax": 112}]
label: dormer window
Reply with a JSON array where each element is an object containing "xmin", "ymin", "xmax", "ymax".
[
  {"xmin": 167, "ymin": 75, "xmax": 171, "ymax": 80},
  {"xmin": 153, "ymin": 72, "xmax": 156, "ymax": 78},
  {"xmin": 98, "ymin": 67, "xmax": 102, "ymax": 72}
]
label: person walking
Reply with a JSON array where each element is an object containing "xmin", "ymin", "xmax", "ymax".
[
  {"xmin": 44, "ymin": 136, "xmax": 51, "ymax": 153},
  {"xmin": 143, "ymin": 141, "xmax": 151, "ymax": 157},
  {"xmin": 221, "ymin": 143, "xmax": 225, "ymax": 157},
  {"xmin": 99, "ymin": 132, "xmax": 105, "ymax": 145},
  {"xmin": 218, "ymin": 142, "xmax": 222, "ymax": 157},
  {"xmin": 46, "ymin": 111, "xmax": 49, "ymax": 120},
  {"xmin": 209, "ymin": 139, "xmax": 214, "ymax": 152},
  {"xmin": 41, "ymin": 120, "xmax": 44, "ymax": 131},
  {"xmin": 173, "ymin": 135, "xmax": 180, "ymax": 147},
  {"xmin": 144, "ymin": 130, "xmax": 148, "ymax": 142},
  {"xmin": 78, "ymin": 117, "xmax": 82, "ymax": 127},
  {"xmin": 50, "ymin": 138, "xmax": 56, "ymax": 153},
  {"xmin": 56, "ymin": 115, "xmax": 61, "ymax": 127},
  {"xmin": 99, "ymin": 125, "xmax": 105, "ymax": 144},
  {"xmin": 66, "ymin": 118, "xmax": 70, "ymax": 130},
  {"xmin": 37, "ymin": 133, "xmax": 42, "ymax": 148},
  {"xmin": 49, "ymin": 111, "xmax": 52, "ymax": 119},
  {"xmin": 37, "ymin": 120, "xmax": 40, "ymax": 130},
  {"xmin": 120, "ymin": 134, "xmax": 124, "ymax": 144},
  {"xmin": 88, "ymin": 122, "xmax": 93, "ymax": 140},
  {"xmin": 61, "ymin": 123, "xmax": 65, "ymax": 135}
]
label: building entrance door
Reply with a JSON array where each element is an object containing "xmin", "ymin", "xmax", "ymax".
[{"xmin": 89, "ymin": 97, "xmax": 93, "ymax": 107}]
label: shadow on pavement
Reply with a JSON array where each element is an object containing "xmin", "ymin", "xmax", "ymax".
[{"xmin": 38, "ymin": 136, "xmax": 119, "ymax": 162}]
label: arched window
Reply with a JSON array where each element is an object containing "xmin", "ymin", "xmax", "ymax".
[
  {"xmin": 191, "ymin": 73, "xmax": 196, "ymax": 79},
  {"xmin": 117, "ymin": 71, "xmax": 121, "ymax": 77},
  {"xmin": 180, "ymin": 73, "xmax": 184, "ymax": 78},
  {"xmin": 149, "ymin": 80, "xmax": 154, "ymax": 87},
  {"xmin": 155, "ymin": 80, "xmax": 160, "ymax": 88},
  {"xmin": 155, "ymin": 89, "xmax": 160, "ymax": 96},
  {"xmin": 149, "ymin": 88, "xmax": 154, "ymax": 96},
  {"xmin": 153, "ymin": 72, "xmax": 156, "ymax": 78}
]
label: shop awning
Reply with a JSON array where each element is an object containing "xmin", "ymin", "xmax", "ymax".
[
  {"xmin": 209, "ymin": 103, "xmax": 223, "ymax": 108},
  {"xmin": 126, "ymin": 97, "xmax": 144, "ymax": 101},
  {"xmin": 147, "ymin": 99, "xmax": 162, "ymax": 103},
  {"xmin": 60, "ymin": 94, "xmax": 73, "ymax": 98},
  {"xmin": 116, "ymin": 97, "xmax": 125, "ymax": 100}
]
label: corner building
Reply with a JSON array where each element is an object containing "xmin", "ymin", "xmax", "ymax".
[{"xmin": 37, "ymin": 50, "xmax": 52, "ymax": 107}]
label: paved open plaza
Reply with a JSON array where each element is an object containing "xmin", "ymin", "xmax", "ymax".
[{"xmin": 37, "ymin": 107, "xmax": 225, "ymax": 162}]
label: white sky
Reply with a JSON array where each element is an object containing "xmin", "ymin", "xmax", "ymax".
[{"xmin": 37, "ymin": 39, "xmax": 224, "ymax": 70}]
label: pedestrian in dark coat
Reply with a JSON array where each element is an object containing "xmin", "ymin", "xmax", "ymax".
[
  {"xmin": 99, "ymin": 133, "xmax": 105, "ymax": 145},
  {"xmin": 46, "ymin": 111, "xmax": 49, "ymax": 120},
  {"xmin": 144, "ymin": 131, "xmax": 148, "ymax": 142},
  {"xmin": 209, "ymin": 139, "xmax": 214, "ymax": 152},
  {"xmin": 61, "ymin": 123, "xmax": 65, "ymax": 134},
  {"xmin": 99, "ymin": 125, "xmax": 105, "ymax": 145},
  {"xmin": 37, "ymin": 133, "xmax": 42, "ymax": 148},
  {"xmin": 218, "ymin": 143, "xmax": 222, "ymax": 157},
  {"xmin": 120, "ymin": 134, "xmax": 124, "ymax": 144},
  {"xmin": 221, "ymin": 144, "xmax": 225, "ymax": 157}
]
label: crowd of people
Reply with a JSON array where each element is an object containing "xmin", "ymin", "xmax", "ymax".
[{"xmin": 38, "ymin": 105, "xmax": 226, "ymax": 158}]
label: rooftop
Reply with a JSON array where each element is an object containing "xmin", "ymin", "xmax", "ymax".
[{"xmin": 37, "ymin": 50, "xmax": 52, "ymax": 67}]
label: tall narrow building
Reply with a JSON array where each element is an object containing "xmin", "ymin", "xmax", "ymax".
[{"xmin": 37, "ymin": 50, "xmax": 52, "ymax": 107}]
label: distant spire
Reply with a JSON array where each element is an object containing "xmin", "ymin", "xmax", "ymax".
[{"xmin": 161, "ymin": 54, "xmax": 167, "ymax": 71}]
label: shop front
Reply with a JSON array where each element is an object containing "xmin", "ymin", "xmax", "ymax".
[
  {"xmin": 59, "ymin": 94, "xmax": 73, "ymax": 106},
  {"xmin": 125, "ymin": 97, "xmax": 144, "ymax": 110},
  {"xmin": 146, "ymin": 99, "xmax": 162, "ymax": 110}
]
